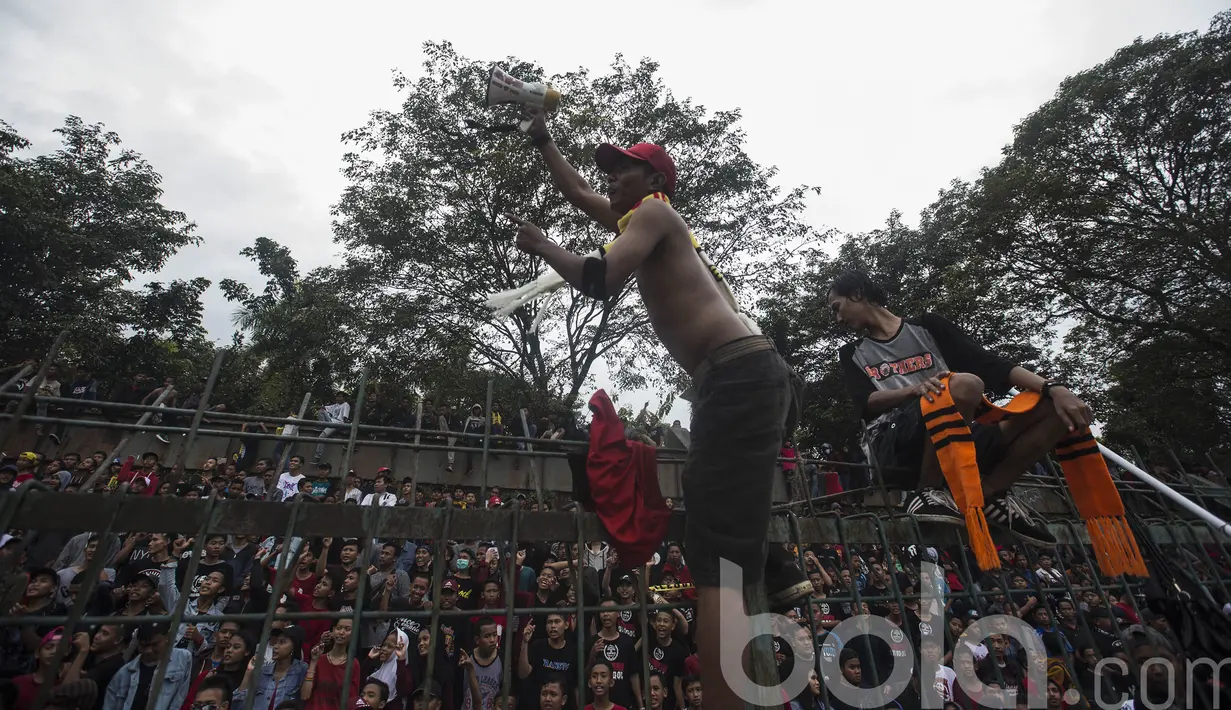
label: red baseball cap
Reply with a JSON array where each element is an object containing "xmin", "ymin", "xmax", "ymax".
[{"xmin": 595, "ymin": 143, "xmax": 677, "ymax": 197}]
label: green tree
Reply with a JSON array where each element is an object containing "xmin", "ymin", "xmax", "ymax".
[
  {"xmin": 219, "ymin": 237, "xmax": 358, "ymax": 412},
  {"xmin": 332, "ymin": 42, "xmax": 821, "ymax": 406},
  {"xmin": 0, "ymin": 116, "xmax": 198, "ymax": 367},
  {"xmin": 965, "ymin": 11, "xmax": 1231, "ymax": 458},
  {"xmin": 106, "ymin": 277, "xmax": 216, "ymax": 390}
]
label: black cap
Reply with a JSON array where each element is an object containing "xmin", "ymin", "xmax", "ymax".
[
  {"xmin": 136, "ymin": 622, "xmax": 171, "ymax": 642},
  {"xmin": 413, "ymin": 681, "xmax": 443, "ymax": 699},
  {"xmin": 271, "ymin": 624, "xmax": 305, "ymax": 641},
  {"xmin": 27, "ymin": 566, "xmax": 59, "ymax": 584},
  {"xmin": 270, "ymin": 625, "xmax": 306, "ymax": 648}
]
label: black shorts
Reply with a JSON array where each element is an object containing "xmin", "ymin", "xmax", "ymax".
[
  {"xmin": 870, "ymin": 398, "xmax": 1006, "ymax": 488},
  {"xmin": 682, "ymin": 336, "xmax": 804, "ymax": 588}
]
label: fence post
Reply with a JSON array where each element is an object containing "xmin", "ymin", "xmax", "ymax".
[
  {"xmin": 410, "ymin": 398, "xmax": 425, "ymax": 503},
  {"xmin": 78, "ymin": 386, "xmax": 177, "ymax": 493},
  {"xmin": 340, "ymin": 368, "xmax": 370, "ymax": 478},
  {"xmin": 276, "ymin": 391, "xmax": 313, "ymax": 477},
  {"xmin": 170, "ymin": 349, "xmax": 227, "ymax": 471},
  {"xmin": 479, "ymin": 377, "xmax": 494, "ymax": 501},
  {"xmin": 519, "ymin": 407, "xmax": 543, "ymax": 505}
]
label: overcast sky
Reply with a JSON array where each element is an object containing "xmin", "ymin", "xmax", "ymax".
[{"xmin": 1, "ymin": 1, "xmax": 1222, "ymax": 424}]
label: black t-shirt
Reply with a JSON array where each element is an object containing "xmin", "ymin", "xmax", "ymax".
[
  {"xmin": 124, "ymin": 539, "xmax": 153, "ymax": 566},
  {"xmin": 527, "ymin": 638, "xmax": 579, "ymax": 699},
  {"xmin": 586, "ymin": 634, "xmax": 638, "ymax": 709},
  {"xmin": 977, "ymin": 656, "xmax": 1024, "ymax": 700},
  {"xmin": 676, "ymin": 603, "xmax": 696, "ymax": 650},
  {"xmin": 390, "ymin": 598, "xmax": 430, "ymax": 639},
  {"xmin": 131, "ymin": 661, "xmax": 157, "ymax": 710},
  {"xmin": 453, "ymin": 576, "xmax": 479, "ymax": 610},
  {"xmin": 436, "ymin": 613, "xmax": 467, "ymax": 684},
  {"xmin": 176, "ymin": 556, "xmax": 231, "ymax": 602},
  {"xmin": 646, "ymin": 637, "xmax": 688, "ymax": 710},
  {"xmin": 615, "ymin": 607, "xmax": 640, "ymax": 643},
  {"xmin": 87, "ymin": 653, "xmax": 127, "ymax": 710}
]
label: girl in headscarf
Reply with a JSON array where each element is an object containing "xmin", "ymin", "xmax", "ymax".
[{"xmin": 366, "ymin": 629, "xmax": 412, "ymax": 709}]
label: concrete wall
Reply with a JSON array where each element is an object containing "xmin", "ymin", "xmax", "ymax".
[{"xmin": 11, "ymin": 416, "xmax": 790, "ymax": 502}]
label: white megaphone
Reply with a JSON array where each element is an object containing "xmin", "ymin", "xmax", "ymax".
[{"xmin": 486, "ymin": 65, "xmax": 561, "ymax": 132}]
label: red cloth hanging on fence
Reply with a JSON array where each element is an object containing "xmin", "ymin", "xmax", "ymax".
[{"xmin": 570, "ymin": 390, "xmax": 670, "ymax": 569}]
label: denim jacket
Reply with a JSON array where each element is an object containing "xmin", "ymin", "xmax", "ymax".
[
  {"xmin": 159, "ymin": 561, "xmax": 224, "ymax": 658},
  {"xmin": 102, "ymin": 649, "xmax": 193, "ymax": 710},
  {"xmin": 234, "ymin": 659, "xmax": 308, "ymax": 710}
]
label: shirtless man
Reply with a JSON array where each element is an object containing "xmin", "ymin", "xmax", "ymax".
[{"xmin": 509, "ymin": 107, "xmax": 808, "ymax": 710}]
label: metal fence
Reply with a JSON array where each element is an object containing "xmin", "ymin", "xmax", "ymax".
[{"xmin": 2, "ymin": 339, "xmax": 1231, "ymax": 710}]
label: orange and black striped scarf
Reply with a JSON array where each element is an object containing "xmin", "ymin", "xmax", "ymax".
[{"xmin": 920, "ymin": 374, "xmax": 1148, "ymax": 577}]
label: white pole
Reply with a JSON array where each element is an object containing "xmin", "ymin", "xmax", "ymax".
[{"xmin": 1099, "ymin": 443, "xmax": 1231, "ymax": 539}]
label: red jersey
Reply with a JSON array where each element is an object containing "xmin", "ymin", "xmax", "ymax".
[
  {"xmin": 289, "ymin": 572, "xmax": 319, "ymax": 603},
  {"xmin": 305, "ymin": 657, "xmax": 362, "ymax": 710}
]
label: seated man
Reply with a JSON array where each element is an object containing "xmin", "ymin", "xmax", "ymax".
[{"xmin": 829, "ymin": 270, "xmax": 1095, "ymax": 546}]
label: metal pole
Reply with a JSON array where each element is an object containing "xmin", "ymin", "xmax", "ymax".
[
  {"xmin": 172, "ymin": 349, "xmax": 227, "ymax": 470},
  {"xmin": 1100, "ymin": 443, "xmax": 1231, "ymax": 538},
  {"xmin": 277, "ymin": 392, "xmax": 314, "ymax": 477},
  {"xmin": 498, "ymin": 508, "xmax": 521, "ymax": 710},
  {"xmin": 340, "ymin": 369, "xmax": 370, "ymax": 477},
  {"xmin": 0, "ymin": 330, "xmax": 67, "ymax": 451},
  {"xmin": 146, "ymin": 492, "xmax": 225, "ymax": 707},
  {"xmin": 519, "ymin": 407, "xmax": 543, "ymax": 505},
  {"xmin": 573, "ymin": 511, "xmax": 587, "ymax": 704},
  {"xmin": 479, "ymin": 377, "xmax": 494, "ymax": 501},
  {"xmin": 422, "ymin": 507, "xmax": 453, "ymax": 708},
  {"xmin": 29, "ymin": 487, "xmax": 130, "ymax": 710},
  {"xmin": 410, "ymin": 399, "xmax": 425, "ymax": 503},
  {"xmin": 339, "ymin": 507, "xmax": 376, "ymax": 710},
  {"xmin": 796, "ymin": 451, "xmax": 817, "ymax": 518},
  {"xmin": 79, "ymin": 386, "xmax": 177, "ymax": 493},
  {"xmin": 244, "ymin": 494, "xmax": 309, "ymax": 710}
]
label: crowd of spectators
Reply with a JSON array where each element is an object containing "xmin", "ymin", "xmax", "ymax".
[
  {"xmin": 4, "ymin": 441, "xmax": 1231, "ymax": 710},
  {"xmin": 3, "ymin": 369, "xmax": 1231, "ymax": 710}
]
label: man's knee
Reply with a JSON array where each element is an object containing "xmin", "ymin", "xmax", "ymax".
[{"xmin": 947, "ymin": 373, "xmax": 985, "ymax": 412}]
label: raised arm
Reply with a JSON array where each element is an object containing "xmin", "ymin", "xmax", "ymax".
[
  {"xmin": 506, "ymin": 198, "xmax": 672, "ymax": 300},
  {"xmin": 525, "ymin": 108, "xmax": 620, "ymax": 234}
]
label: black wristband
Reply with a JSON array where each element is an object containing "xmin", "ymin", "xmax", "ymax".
[
  {"xmin": 530, "ymin": 132, "xmax": 552, "ymax": 148},
  {"xmin": 1041, "ymin": 381, "xmax": 1069, "ymax": 399}
]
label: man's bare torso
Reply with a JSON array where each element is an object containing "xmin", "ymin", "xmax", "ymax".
[{"xmin": 633, "ymin": 210, "xmax": 752, "ymax": 375}]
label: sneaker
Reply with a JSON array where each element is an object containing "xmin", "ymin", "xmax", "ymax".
[
  {"xmin": 445, "ymin": 465, "xmax": 453, "ymax": 473},
  {"xmin": 904, "ymin": 488, "xmax": 965, "ymax": 526},
  {"xmin": 155, "ymin": 435, "xmax": 170, "ymax": 444},
  {"xmin": 48, "ymin": 434, "xmax": 61, "ymax": 445},
  {"xmin": 765, "ymin": 545, "xmax": 812, "ymax": 612},
  {"xmin": 984, "ymin": 494, "xmax": 1057, "ymax": 546}
]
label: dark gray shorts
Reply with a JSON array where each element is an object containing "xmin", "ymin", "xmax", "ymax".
[
  {"xmin": 683, "ymin": 336, "xmax": 803, "ymax": 588},
  {"xmin": 871, "ymin": 398, "xmax": 1006, "ymax": 488}
]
